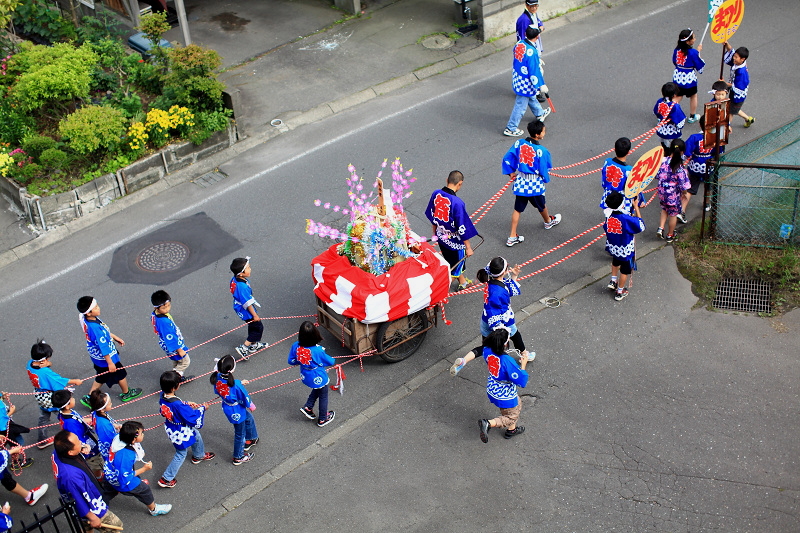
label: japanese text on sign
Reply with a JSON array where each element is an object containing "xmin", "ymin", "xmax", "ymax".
[
  {"xmin": 711, "ymin": 0, "xmax": 744, "ymax": 44},
  {"xmin": 625, "ymin": 146, "xmax": 664, "ymax": 199}
]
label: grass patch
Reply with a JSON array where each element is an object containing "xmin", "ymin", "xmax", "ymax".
[{"xmin": 674, "ymin": 222, "xmax": 800, "ymax": 315}]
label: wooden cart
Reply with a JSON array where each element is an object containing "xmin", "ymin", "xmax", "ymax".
[{"xmin": 316, "ymin": 297, "xmax": 439, "ymax": 363}]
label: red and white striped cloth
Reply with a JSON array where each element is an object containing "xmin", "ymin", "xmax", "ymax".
[{"xmin": 311, "ymin": 242, "xmax": 450, "ymax": 324}]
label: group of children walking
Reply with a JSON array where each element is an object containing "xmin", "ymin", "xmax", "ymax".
[{"xmin": 0, "ymin": 256, "xmax": 340, "ymax": 530}]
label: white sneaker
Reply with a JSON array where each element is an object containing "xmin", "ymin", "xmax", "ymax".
[
  {"xmin": 677, "ymin": 213, "xmax": 687, "ymax": 224},
  {"xmin": 544, "ymin": 214, "xmax": 561, "ymax": 229},
  {"xmin": 503, "ymin": 127, "xmax": 524, "ymax": 137},
  {"xmin": 27, "ymin": 484, "xmax": 48, "ymax": 506},
  {"xmin": 537, "ymin": 108, "xmax": 551, "ymax": 122},
  {"xmin": 150, "ymin": 503, "xmax": 172, "ymax": 516}
]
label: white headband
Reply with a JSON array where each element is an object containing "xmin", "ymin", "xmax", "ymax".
[
  {"xmin": 239, "ymin": 256, "xmax": 251, "ymax": 275},
  {"xmin": 82, "ymin": 298, "xmax": 97, "ymax": 315},
  {"xmin": 485, "ymin": 258, "xmax": 508, "ymax": 278},
  {"xmin": 680, "ymin": 30, "xmax": 693, "ymax": 41},
  {"xmin": 214, "ymin": 357, "xmax": 236, "ymax": 374}
]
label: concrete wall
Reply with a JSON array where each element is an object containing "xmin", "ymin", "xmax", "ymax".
[
  {"xmin": 478, "ymin": 0, "xmax": 596, "ymax": 42},
  {"xmin": 4, "ymin": 122, "xmax": 238, "ymax": 230}
]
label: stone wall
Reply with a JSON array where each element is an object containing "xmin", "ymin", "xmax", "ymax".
[
  {"xmin": 3, "ymin": 122, "xmax": 238, "ymax": 230},
  {"xmin": 477, "ymin": 0, "xmax": 596, "ymax": 42}
]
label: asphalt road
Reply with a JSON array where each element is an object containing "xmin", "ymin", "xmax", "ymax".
[{"xmin": 1, "ymin": 0, "xmax": 798, "ymax": 530}]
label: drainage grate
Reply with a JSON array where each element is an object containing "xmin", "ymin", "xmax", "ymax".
[
  {"xmin": 194, "ymin": 170, "xmax": 228, "ymax": 188},
  {"xmin": 136, "ymin": 241, "xmax": 190, "ymax": 272},
  {"xmin": 712, "ymin": 278, "xmax": 771, "ymax": 313}
]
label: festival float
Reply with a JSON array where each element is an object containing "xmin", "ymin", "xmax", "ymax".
[{"xmin": 307, "ymin": 159, "xmax": 450, "ymax": 362}]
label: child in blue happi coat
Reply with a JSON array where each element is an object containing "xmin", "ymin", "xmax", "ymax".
[
  {"xmin": 210, "ymin": 355, "xmax": 259, "ymax": 465},
  {"xmin": 27, "ymin": 340, "xmax": 84, "ymax": 448},
  {"xmin": 105, "ymin": 421, "xmax": 171, "ymax": 516},
  {"xmin": 52, "ymin": 389, "xmax": 102, "ymax": 477},
  {"xmin": 151, "ymin": 290, "xmax": 191, "ymax": 380},
  {"xmin": 672, "ymin": 28, "xmax": 705, "ymax": 123},
  {"xmin": 288, "ymin": 322, "xmax": 336, "ymax": 428},
  {"xmin": 654, "ymin": 82, "xmax": 686, "ymax": 150},
  {"xmin": 450, "ymin": 257, "xmax": 534, "ymax": 376},
  {"xmin": 229, "ymin": 257, "xmax": 268, "ymax": 359},
  {"xmin": 722, "ymin": 41, "xmax": 753, "ymax": 127},
  {"xmin": 477, "ymin": 328, "xmax": 530, "ymax": 443},
  {"xmin": 157, "ymin": 371, "xmax": 215, "ymax": 488},
  {"xmin": 604, "ymin": 191, "xmax": 646, "ymax": 301},
  {"xmin": 89, "ymin": 390, "xmax": 120, "ymax": 466}
]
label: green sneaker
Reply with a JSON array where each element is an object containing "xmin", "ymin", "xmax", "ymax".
[
  {"xmin": 119, "ymin": 388, "xmax": 142, "ymax": 402},
  {"xmin": 80, "ymin": 395, "xmax": 91, "ymax": 408}
]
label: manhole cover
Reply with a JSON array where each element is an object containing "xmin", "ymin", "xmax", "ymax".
[
  {"xmin": 712, "ymin": 278, "xmax": 771, "ymax": 313},
  {"xmin": 421, "ymin": 34, "xmax": 453, "ymax": 50},
  {"xmin": 135, "ymin": 241, "xmax": 190, "ymax": 272}
]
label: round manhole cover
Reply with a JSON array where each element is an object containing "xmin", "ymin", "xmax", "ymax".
[
  {"xmin": 421, "ymin": 34, "xmax": 453, "ymax": 50},
  {"xmin": 136, "ymin": 241, "xmax": 190, "ymax": 272}
]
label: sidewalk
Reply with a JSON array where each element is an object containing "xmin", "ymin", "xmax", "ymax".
[
  {"xmin": 177, "ymin": 245, "xmax": 800, "ymax": 533},
  {"xmin": 0, "ymin": 0, "xmax": 606, "ymax": 261}
]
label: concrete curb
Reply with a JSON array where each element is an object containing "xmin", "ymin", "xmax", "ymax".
[{"xmin": 175, "ymin": 236, "xmax": 670, "ymax": 533}]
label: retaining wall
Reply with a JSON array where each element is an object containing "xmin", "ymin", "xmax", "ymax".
[{"xmin": 3, "ymin": 122, "xmax": 238, "ymax": 230}]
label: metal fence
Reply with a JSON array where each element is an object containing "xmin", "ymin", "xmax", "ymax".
[
  {"xmin": 704, "ymin": 118, "xmax": 800, "ymax": 247},
  {"xmin": 14, "ymin": 496, "xmax": 84, "ymax": 533},
  {"xmin": 706, "ymin": 162, "xmax": 800, "ymax": 247}
]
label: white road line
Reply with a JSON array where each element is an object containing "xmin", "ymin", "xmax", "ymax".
[{"xmin": 0, "ymin": 0, "xmax": 691, "ymax": 306}]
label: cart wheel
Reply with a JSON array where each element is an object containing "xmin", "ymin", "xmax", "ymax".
[{"xmin": 376, "ymin": 310, "xmax": 429, "ymax": 363}]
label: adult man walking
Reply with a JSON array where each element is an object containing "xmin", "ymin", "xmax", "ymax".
[
  {"xmin": 425, "ymin": 170, "xmax": 479, "ymax": 291},
  {"xmin": 504, "ymin": 26, "xmax": 550, "ymax": 137},
  {"xmin": 515, "ymin": 0, "xmax": 544, "ymax": 52}
]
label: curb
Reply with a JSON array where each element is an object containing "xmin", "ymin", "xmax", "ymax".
[{"xmin": 175, "ymin": 235, "xmax": 670, "ymax": 533}]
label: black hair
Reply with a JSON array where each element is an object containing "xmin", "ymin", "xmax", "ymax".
[
  {"xmin": 31, "ymin": 339, "xmax": 52, "ymax": 360},
  {"xmin": 606, "ymin": 191, "xmax": 624, "ymax": 211},
  {"xmin": 446, "ymin": 170, "xmax": 464, "ymax": 186},
  {"xmin": 735, "ymin": 46, "xmax": 749, "ymax": 60},
  {"xmin": 88, "ymin": 390, "xmax": 110, "ymax": 416},
  {"xmin": 476, "ymin": 257, "xmax": 507, "ymax": 284},
  {"xmin": 151, "ymin": 290, "xmax": 170, "ymax": 307},
  {"xmin": 525, "ymin": 26, "xmax": 540, "ymax": 41},
  {"xmin": 298, "ymin": 321, "xmax": 323, "ymax": 348},
  {"xmin": 230, "ymin": 257, "xmax": 248, "ymax": 275},
  {"xmin": 76, "ymin": 295, "xmax": 94, "ymax": 313},
  {"xmin": 666, "ymin": 138, "xmax": 686, "ymax": 173},
  {"xmin": 53, "ymin": 430, "xmax": 75, "ymax": 457},
  {"xmin": 160, "ymin": 370, "xmax": 182, "ymax": 394},
  {"xmin": 698, "ymin": 115, "xmax": 705, "ymax": 130},
  {"xmin": 676, "ymin": 29, "xmax": 693, "ymax": 52},
  {"xmin": 711, "ymin": 80, "xmax": 728, "ymax": 92},
  {"xmin": 119, "ymin": 421, "xmax": 143, "ymax": 446},
  {"xmin": 527, "ymin": 119, "xmax": 545, "ymax": 138},
  {"xmin": 614, "ymin": 137, "xmax": 631, "ymax": 158},
  {"xmin": 52, "ymin": 389, "xmax": 72, "ymax": 410},
  {"xmin": 483, "ymin": 328, "xmax": 510, "ymax": 356},
  {"xmin": 661, "ymin": 82, "xmax": 678, "ymax": 99},
  {"xmin": 209, "ymin": 354, "xmax": 236, "ymax": 387}
]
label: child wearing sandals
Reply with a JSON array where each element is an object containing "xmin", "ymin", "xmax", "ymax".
[{"xmin": 450, "ymin": 257, "xmax": 535, "ymax": 375}]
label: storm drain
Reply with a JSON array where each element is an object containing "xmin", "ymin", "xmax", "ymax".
[
  {"xmin": 136, "ymin": 241, "xmax": 190, "ymax": 272},
  {"xmin": 712, "ymin": 278, "xmax": 771, "ymax": 313},
  {"xmin": 193, "ymin": 170, "xmax": 228, "ymax": 188}
]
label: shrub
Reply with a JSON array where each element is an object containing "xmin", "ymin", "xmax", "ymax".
[
  {"xmin": 188, "ymin": 109, "xmax": 230, "ymax": 145},
  {"xmin": 163, "ymin": 45, "xmax": 225, "ymax": 112},
  {"xmin": 126, "ymin": 121, "xmax": 148, "ymax": 154},
  {"xmin": 58, "ymin": 105, "xmax": 126, "ymax": 154},
  {"xmin": 0, "ymin": 99, "xmax": 35, "ymax": 144},
  {"xmin": 111, "ymin": 92, "xmax": 142, "ymax": 118},
  {"xmin": 39, "ymin": 147, "xmax": 68, "ymax": 171},
  {"xmin": 21, "ymin": 134, "xmax": 55, "ymax": 160},
  {"xmin": 124, "ymin": 54, "xmax": 162, "ymax": 94},
  {"xmin": 12, "ymin": 0, "xmax": 76, "ymax": 43},
  {"xmin": 10, "ymin": 42, "xmax": 98, "ymax": 112},
  {"xmin": 0, "ymin": 151, "xmax": 12, "ymax": 177},
  {"xmin": 17, "ymin": 161, "xmax": 41, "ymax": 183},
  {"xmin": 137, "ymin": 11, "xmax": 170, "ymax": 46},
  {"xmin": 76, "ymin": 14, "xmax": 127, "ymax": 44}
]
